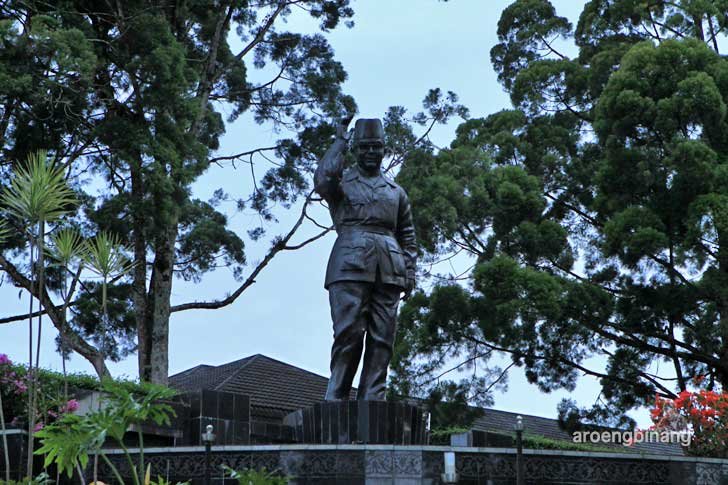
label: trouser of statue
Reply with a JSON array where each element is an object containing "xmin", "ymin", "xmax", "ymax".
[{"xmin": 324, "ymin": 277, "xmax": 401, "ymax": 401}]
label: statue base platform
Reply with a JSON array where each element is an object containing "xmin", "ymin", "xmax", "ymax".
[{"xmin": 283, "ymin": 400, "xmax": 428, "ymax": 445}]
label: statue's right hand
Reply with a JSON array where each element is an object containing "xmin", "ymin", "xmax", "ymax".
[{"xmin": 336, "ymin": 115, "xmax": 354, "ymax": 141}]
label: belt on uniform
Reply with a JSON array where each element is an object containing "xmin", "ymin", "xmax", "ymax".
[{"xmin": 338, "ymin": 225, "xmax": 394, "ymax": 237}]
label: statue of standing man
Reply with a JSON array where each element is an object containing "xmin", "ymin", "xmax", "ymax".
[{"xmin": 314, "ymin": 117, "xmax": 417, "ymax": 401}]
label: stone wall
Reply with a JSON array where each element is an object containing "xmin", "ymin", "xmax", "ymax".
[{"xmin": 96, "ymin": 444, "xmax": 728, "ymax": 485}]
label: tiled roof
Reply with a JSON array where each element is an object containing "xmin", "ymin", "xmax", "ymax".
[
  {"xmin": 473, "ymin": 408, "xmax": 685, "ymax": 456},
  {"xmin": 472, "ymin": 408, "xmax": 573, "ymax": 442},
  {"xmin": 169, "ymin": 354, "xmax": 355, "ymax": 418},
  {"xmin": 169, "ymin": 357, "xmax": 253, "ymax": 391}
]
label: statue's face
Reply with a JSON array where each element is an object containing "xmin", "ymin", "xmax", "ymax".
[{"xmin": 355, "ymin": 138, "xmax": 385, "ymax": 173}]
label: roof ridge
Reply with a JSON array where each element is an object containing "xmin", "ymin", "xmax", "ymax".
[
  {"xmin": 247, "ymin": 353, "xmax": 331, "ymax": 381},
  {"xmin": 168, "ymin": 363, "xmax": 212, "ymax": 379},
  {"xmin": 482, "ymin": 407, "xmax": 558, "ymax": 421},
  {"xmin": 214, "ymin": 354, "xmax": 260, "ymax": 390}
]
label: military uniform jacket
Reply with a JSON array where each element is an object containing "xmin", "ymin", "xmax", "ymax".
[{"xmin": 314, "ymin": 138, "xmax": 417, "ymax": 290}]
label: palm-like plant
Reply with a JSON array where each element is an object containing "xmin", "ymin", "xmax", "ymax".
[
  {"xmin": 48, "ymin": 228, "xmax": 85, "ymax": 270},
  {"xmin": 84, "ymin": 231, "xmax": 134, "ymax": 326},
  {"xmin": 2, "ymin": 151, "xmax": 77, "ymax": 223},
  {"xmin": 48, "ymin": 228, "xmax": 85, "ymax": 399},
  {"xmin": 0, "ymin": 219, "xmax": 8, "ymax": 243},
  {"xmin": 0, "ymin": 219, "xmax": 10, "ymax": 482},
  {"xmin": 0, "ymin": 150, "xmax": 77, "ymax": 477}
]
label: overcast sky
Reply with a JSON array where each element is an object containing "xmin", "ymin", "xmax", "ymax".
[{"xmin": 1, "ymin": 0, "xmax": 646, "ymax": 425}]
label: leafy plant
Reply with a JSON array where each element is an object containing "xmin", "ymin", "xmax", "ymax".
[
  {"xmin": 0, "ymin": 472, "xmax": 51, "ymax": 485},
  {"xmin": 0, "ymin": 227, "xmax": 9, "ymax": 481},
  {"xmin": 35, "ymin": 379, "xmax": 177, "ymax": 485},
  {"xmin": 144, "ymin": 469, "xmax": 188, "ymax": 485},
  {"xmin": 1, "ymin": 150, "xmax": 78, "ymax": 476},
  {"xmin": 0, "ymin": 355, "xmax": 82, "ymax": 436},
  {"xmin": 47, "ymin": 227, "xmax": 86, "ymax": 399},
  {"xmin": 429, "ymin": 426, "xmax": 469, "ymax": 445},
  {"xmin": 84, "ymin": 232, "xmax": 134, "ymax": 326},
  {"xmin": 1, "ymin": 151, "xmax": 77, "ymax": 224},
  {"xmin": 0, "ymin": 220, "xmax": 8, "ymax": 245},
  {"xmin": 222, "ymin": 466, "xmax": 288, "ymax": 485},
  {"xmin": 521, "ymin": 433, "xmax": 623, "ymax": 453},
  {"xmin": 0, "ymin": 360, "xmax": 147, "ymax": 429}
]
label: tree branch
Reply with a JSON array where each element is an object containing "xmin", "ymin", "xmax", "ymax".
[
  {"xmin": 463, "ymin": 335, "xmax": 677, "ymax": 399},
  {"xmin": 208, "ymin": 146, "xmax": 278, "ymax": 166},
  {"xmin": 191, "ymin": 0, "xmax": 235, "ymax": 135},
  {"xmin": 0, "ymin": 254, "xmax": 109, "ymax": 377},
  {"xmin": 235, "ymin": 1, "xmax": 288, "ymax": 62},
  {"xmin": 171, "ymin": 192, "xmax": 320, "ymax": 312}
]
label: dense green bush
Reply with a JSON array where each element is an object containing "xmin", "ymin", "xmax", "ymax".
[
  {"xmin": 429, "ymin": 426, "xmax": 470, "ymax": 445},
  {"xmin": 0, "ymin": 354, "xmax": 147, "ymax": 428},
  {"xmin": 428, "ymin": 425, "xmax": 630, "ymax": 453},
  {"xmin": 522, "ymin": 433, "xmax": 625, "ymax": 453}
]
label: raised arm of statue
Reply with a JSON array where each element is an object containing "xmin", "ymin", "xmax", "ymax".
[{"xmin": 314, "ymin": 117, "xmax": 353, "ymax": 203}]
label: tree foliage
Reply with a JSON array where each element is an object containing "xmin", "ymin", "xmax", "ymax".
[
  {"xmin": 392, "ymin": 0, "xmax": 728, "ymax": 428},
  {"xmin": 0, "ymin": 0, "xmax": 356, "ymax": 383}
]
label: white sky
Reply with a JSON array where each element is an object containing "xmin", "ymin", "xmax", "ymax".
[{"xmin": 1, "ymin": 0, "xmax": 651, "ymax": 426}]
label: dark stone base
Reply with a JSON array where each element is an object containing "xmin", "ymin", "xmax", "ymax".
[
  {"xmin": 0, "ymin": 430, "xmax": 28, "ymax": 481},
  {"xmin": 283, "ymin": 400, "xmax": 428, "ymax": 445},
  {"xmin": 95, "ymin": 445, "xmax": 699, "ymax": 485},
  {"xmin": 0, "ymin": 429, "xmax": 65, "ymax": 482}
]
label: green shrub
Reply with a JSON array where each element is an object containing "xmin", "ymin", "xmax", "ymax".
[
  {"xmin": 429, "ymin": 426, "xmax": 469, "ymax": 445},
  {"xmin": 222, "ymin": 466, "xmax": 288, "ymax": 485},
  {"xmin": 1, "ymin": 357, "xmax": 148, "ymax": 428},
  {"xmin": 0, "ymin": 473, "xmax": 51, "ymax": 485},
  {"xmin": 522, "ymin": 432, "xmax": 628, "ymax": 453}
]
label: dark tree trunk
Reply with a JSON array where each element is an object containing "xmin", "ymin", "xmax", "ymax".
[
  {"xmin": 147, "ymin": 220, "xmax": 179, "ymax": 385},
  {"xmin": 131, "ymin": 158, "xmax": 152, "ymax": 382}
]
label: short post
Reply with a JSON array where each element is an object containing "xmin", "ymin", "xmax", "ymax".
[
  {"xmin": 202, "ymin": 424, "xmax": 215, "ymax": 485},
  {"xmin": 441, "ymin": 451, "xmax": 458, "ymax": 484},
  {"xmin": 515, "ymin": 415, "xmax": 524, "ymax": 485}
]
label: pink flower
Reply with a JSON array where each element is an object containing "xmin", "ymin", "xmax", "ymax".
[
  {"xmin": 0, "ymin": 354, "xmax": 10, "ymax": 365},
  {"xmin": 64, "ymin": 399, "xmax": 79, "ymax": 413},
  {"xmin": 33, "ymin": 422, "xmax": 44, "ymax": 432},
  {"xmin": 14, "ymin": 380, "xmax": 27, "ymax": 394}
]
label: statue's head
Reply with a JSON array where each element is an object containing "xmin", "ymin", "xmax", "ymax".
[{"xmin": 353, "ymin": 118, "xmax": 385, "ymax": 175}]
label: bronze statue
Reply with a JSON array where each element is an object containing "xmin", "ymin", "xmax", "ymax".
[{"xmin": 314, "ymin": 117, "xmax": 417, "ymax": 401}]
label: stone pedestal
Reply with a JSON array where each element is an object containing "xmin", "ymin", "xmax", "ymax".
[{"xmin": 283, "ymin": 400, "xmax": 428, "ymax": 445}]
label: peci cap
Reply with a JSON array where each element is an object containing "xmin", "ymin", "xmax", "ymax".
[{"xmin": 353, "ymin": 118, "xmax": 384, "ymax": 144}]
